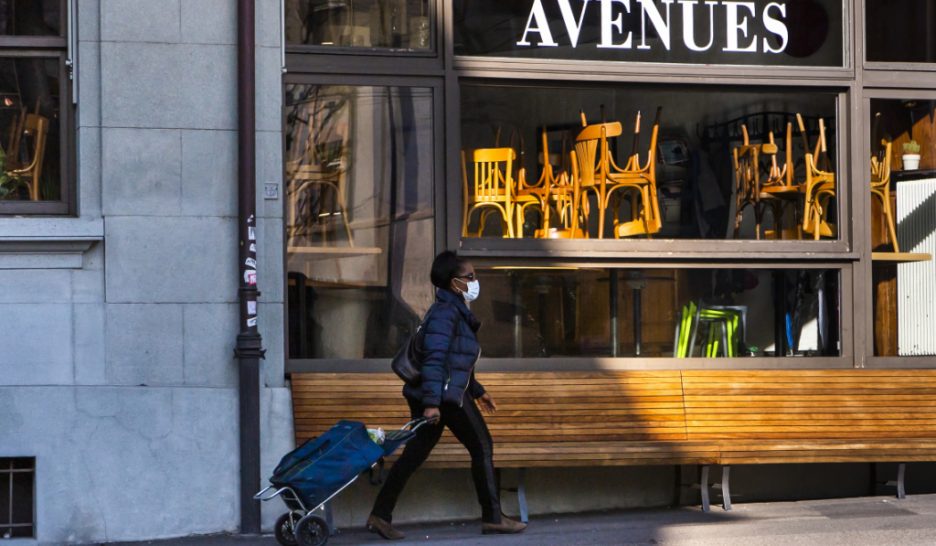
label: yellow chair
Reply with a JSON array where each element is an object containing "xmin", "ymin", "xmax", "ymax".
[
  {"xmin": 574, "ymin": 117, "xmax": 661, "ymax": 239},
  {"xmin": 758, "ymin": 123, "xmax": 804, "ymax": 240},
  {"xmin": 800, "ymin": 117, "xmax": 836, "ymax": 240},
  {"xmin": 731, "ymin": 126, "xmax": 766, "ymax": 239},
  {"xmin": 573, "ymin": 121, "xmax": 621, "ymax": 239},
  {"xmin": 519, "ymin": 129, "xmax": 584, "ymax": 239},
  {"xmin": 733, "ymin": 123, "xmax": 803, "ymax": 240},
  {"xmin": 605, "ymin": 109, "xmax": 662, "ymax": 238},
  {"xmin": 5, "ymin": 113, "xmax": 48, "ymax": 201},
  {"xmin": 871, "ymin": 140, "xmax": 899, "ymax": 252},
  {"xmin": 462, "ymin": 147, "xmax": 535, "ymax": 238}
]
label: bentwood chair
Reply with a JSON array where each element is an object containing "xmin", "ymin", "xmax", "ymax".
[
  {"xmin": 800, "ymin": 117, "xmax": 836, "ymax": 240},
  {"xmin": 286, "ymin": 138, "xmax": 355, "ymax": 247},
  {"xmin": 462, "ymin": 147, "xmax": 534, "ymax": 238},
  {"xmin": 5, "ymin": 113, "xmax": 49, "ymax": 201},
  {"xmin": 574, "ymin": 121, "xmax": 622, "ymax": 239},
  {"xmin": 604, "ymin": 109, "xmax": 663, "ymax": 238},
  {"xmin": 871, "ymin": 140, "xmax": 900, "ymax": 252},
  {"xmin": 574, "ymin": 118, "xmax": 661, "ymax": 239},
  {"xmin": 758, "ymin": 123, "xmax": 804, "ymax": 240},
  {"xmin": 519, "ymin": 129, "xmax": 584, "ymax": 238},
  {"xmin": 731, "ymin": 125, "xmax": 768, "ymax": 239}
]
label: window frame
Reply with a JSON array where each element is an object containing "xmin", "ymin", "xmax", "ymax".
[
  {"xmin": 861, "ymin": 0, "xmax": 936, "ymax": 72},
  {"xmin": 448, "ymin": 75, "xmax": 856, "ymax": 258},
  {"xmin": 287, "ymin": 260, "xmax": 855, "ymax": 372},
  {"xmin": 282, "ymin": 0, "xmax": 885, "ymax": 372},
  {"xmin": 285, "ymin": 0, "xmax": 442, "ymax": 59},
  {"xmin": 857, "ymin": 88, "xmax": 936, "ymax": 369},
  {"xmin": 281, "ymin": 72, "xmax": 447, "ymax": 364},
  {"xmin": 0, "ymin": 0, "xmax": 74, "ymax": 216}
]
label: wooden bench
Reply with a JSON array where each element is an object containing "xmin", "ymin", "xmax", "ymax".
[{"xmin": 292, "ymin": 369, "xmax": 936, "ymax": 516}]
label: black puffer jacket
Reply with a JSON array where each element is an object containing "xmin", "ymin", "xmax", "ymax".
[{"xmin": 403, "ymin": 289, "xmax": 485, "ymax": 407}]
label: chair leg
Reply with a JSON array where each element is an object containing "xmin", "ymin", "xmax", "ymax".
[
  {"xmin": 883, "ymin": 194, "xmax": 900, "ymax": 252},
  {"xmin": 598, "ymin": 186, "xmax": 607, "ymax": 239}
]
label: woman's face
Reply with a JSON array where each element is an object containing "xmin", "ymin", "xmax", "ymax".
[{"xmin": 450, "ymin": 261, "xmax": 476, "ymax": 295}]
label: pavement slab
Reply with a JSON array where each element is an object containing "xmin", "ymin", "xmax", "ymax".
[{"xmin": 110, "ymin": 493, "xmax": 936, "ymax": 545}]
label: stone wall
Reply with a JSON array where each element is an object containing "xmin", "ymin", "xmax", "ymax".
[{"xmin": 0, "ymin": 1, "xmax": 290, "ymax": 543}]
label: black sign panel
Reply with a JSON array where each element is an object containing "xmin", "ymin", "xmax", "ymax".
[{"xmin": 454, "ymin": 0, "xmax": 843, "ymax": 66}]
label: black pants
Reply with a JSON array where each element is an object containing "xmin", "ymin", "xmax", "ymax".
[{"xmin": 371, "ymin": 397, "xmax": 501, "ymax": 524}]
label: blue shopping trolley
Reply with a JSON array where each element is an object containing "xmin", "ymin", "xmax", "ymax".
[{"xmin": 255, "ymin": 418, "xmax": 429, "ymax": 546}]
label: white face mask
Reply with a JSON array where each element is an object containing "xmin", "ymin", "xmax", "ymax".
[{"xmin": 460, "ymin": 279, "xmax": 480, "ymax": 302}]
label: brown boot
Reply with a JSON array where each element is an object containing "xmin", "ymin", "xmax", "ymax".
[
  {"xmin": 482, "ymin": 516, "xmax": 527, "ymax": 535},
  {"xmin": 367, "ymin": 514, "xmax": 405, "ymax": 540}
]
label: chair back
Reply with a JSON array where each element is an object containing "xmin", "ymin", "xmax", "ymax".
[
  {"xmin": 732, "ymin": 124, "xmax": 760, "ymax": 200},
  {"xmin": 733, "ymin": 144, "xmax": 761, "ymax": 202},
  {"xmin": 871, "ymin": 140, "xmax": 892, "ymax": 190},
  {"xmin": 574, "ymin": 122, "xmax": 622, "ymax": 189},
  {"xmin": 471, "ymin": 147, "xmax": 516, "ymax": 200}
]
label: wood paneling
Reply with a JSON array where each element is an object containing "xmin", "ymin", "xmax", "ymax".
[{"xmin": 291, "ymin": 370, "xmax": 936, "ymax": 468}]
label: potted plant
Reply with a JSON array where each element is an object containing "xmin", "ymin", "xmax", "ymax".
[{"xmin": 903, "ymin": 140, "xmax": 922, "ymax": 170}]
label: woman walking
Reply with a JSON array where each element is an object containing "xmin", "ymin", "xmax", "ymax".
[{"xmin": 367, "ymin": 251, "xmax": 527, "ymax": 539}]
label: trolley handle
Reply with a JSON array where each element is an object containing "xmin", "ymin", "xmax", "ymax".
[
  {"xmin": 401, "ymin": 417, "xmax": 431, "ymax": 433},
  {"xmin": 253, "ymin": 485, "xmax": 288, "ymax": 502}
]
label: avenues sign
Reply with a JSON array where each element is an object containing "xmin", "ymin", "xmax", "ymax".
[{"xmin": 518, "ymin": 0, "xmax": 789, "ymax": 54}]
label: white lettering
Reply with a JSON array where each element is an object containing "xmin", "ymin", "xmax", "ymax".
[
  {"xmin": 638, "ymin": 0, "xmax": 673, "ymax": 50},
  {"xmin": 762, "ymin": 2, "xmax": 788, "ymax": 53},
  {"xmin": 517, "ymin": 0, "xmax": 558, "ymax": 46},
  {"xmin": 557, "ymin": 0, "xmax": 592, "ymax": 48},
  {"xmin": 599, "ymin": 0, "xmax": 632, "ymax": 49},
  {"xmin": 679, "ymin": 0, "xmax": 717, "ymax": 51},
  {"xmin": 723, "ymin": 1, "xmax": 757, "ymax": 52}
]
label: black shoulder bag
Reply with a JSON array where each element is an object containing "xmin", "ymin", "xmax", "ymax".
[
  {"xmin": 391, "ymin": 325, "xmax": 425, "ymax": 385},
  {"xmin": 390, "ymin": 308, "xmax": 432, "ymax": 385}
]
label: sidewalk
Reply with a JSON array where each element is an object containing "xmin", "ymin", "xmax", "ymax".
[{"xmin": 113, "ymin": 493, "xmax": 936, "ymax": 545}]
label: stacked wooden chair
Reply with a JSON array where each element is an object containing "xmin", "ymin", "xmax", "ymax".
[
  {"xmin": 461, "ymin": 108, "xmax": 663, "ymax": 239},
  {"xmin": 575, "ymin": 109, "xmax": 663, "ymax": 239},
  {"xmin": 870, "ymin": 139, "xmax": 900, "ymax": 252},
  {"xmin": 732, "ymin": 114, "xmax": 835, "ymax": 241},
  {"xmin": 462, "ymin": 147, "xmax": 540, "ymax": 238},
  {"xmin": 799, "ymin": 115, "xmax": 836, "ymax": 240}
]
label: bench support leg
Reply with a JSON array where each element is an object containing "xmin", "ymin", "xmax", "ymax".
[
  {"xmin": 517, "ymin": 468, "xmax": 529, "ymax": 524},
  {"xmin": 886, "ymin": 463, "xmax": 907, "ymax": 500},
  {"xmin": 720, "ymin": 466, "xmax": 732, "ymax": 511},
  {"xmin": 699, "ymin": 465, "xmax": 711, "ymax": 513}
]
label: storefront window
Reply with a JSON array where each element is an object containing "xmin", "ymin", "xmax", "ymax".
[
  {"xmin": 457, "ymin": 267, "xmax": 838, "ymax": 358},
  {"xmin": 866, "ymin": 1, "xmax": 936, "ymax": 64},
  {"xmin": 0, "ymin": 0, "xmax": 63, "ymax": 36},
  {"xmin": 869, "ymin": 99, "xmax": 936, "ymax": 357},
  {"xmin": 285, "ymin": 84, "xmax": 435, "ymax": 359},
  {"xmin": 0, "ymin": 58, "xmax": 62, "ymax": 203},
  {"xmin": 454, "ymin": 0, "xmax": 844, "ymax": 66},
  {"xmin": 461, "ymin": 82, "xmax": 838, "ymax": 240},
  {"xmin": 285, "ymin": 0, "xmax": 433, "ymax": 50},
  {"xmin": 0, "ymin": 0, "xmax": 69, "ymax": 214}
]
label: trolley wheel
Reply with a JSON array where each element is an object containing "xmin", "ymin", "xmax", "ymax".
[
  {"xmin": 274, "ymin": 512, "xmax": 299, "ymax": 546},
  {"xmin": 294, "ymin": 513, "xmax": 329, "ymax": 546}
]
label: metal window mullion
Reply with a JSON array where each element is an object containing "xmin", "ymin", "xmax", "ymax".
[
  {"xmin": 8, "ymin": 460, "xmax": 13, "ymax": 529},
  {"xmin": 280, "ymin": 0, "xmax": 286, "ymax": 73},
  {"xmin": 66, "ymin": 0, "xmax": 77, "ymax": 104}
]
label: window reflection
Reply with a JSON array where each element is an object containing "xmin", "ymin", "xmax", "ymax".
[
  {"xmin": 285, "ymin": 0, "xmax": 432, "ymax": 49},
  {"xmin": 866, "ymin": 0, "xmax": 936, "ymax": 63},
  {"xmin": 0, "ymin": 0, "xmax": 63, "ymax": 37},
  {"xmin": 474, "ymin": 268, "xmax": 840, "ymax": 359},
  {"xmin": 460, "ymin": 83, "xmax": 837, "ymax": 241},
  {"xmin": 285, "ymin": 84, "xmax": 435, "ymax": 359},
  {"xmin": 0, "ymin": 57, "xmax": 60, "ymax": 202}
]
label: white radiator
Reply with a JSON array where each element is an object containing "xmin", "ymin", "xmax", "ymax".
[{"xmin": 897, "ymin": 177, "xmax": 936, "ymax": 356}]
